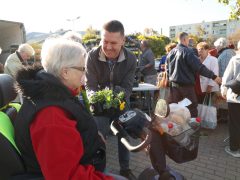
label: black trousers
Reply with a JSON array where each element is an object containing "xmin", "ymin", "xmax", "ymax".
[
  {"xmin": 228, "ymin": 103, "xmax": 240, "ymax": 151},
  {"xmin": 168, "ymin": 85, "xmax": 198, "ymax": 117}
]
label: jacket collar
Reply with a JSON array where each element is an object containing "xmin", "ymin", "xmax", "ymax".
[
  {"xmin": 218, "ymin": 47, "xmax": 229, "ymax": 56},
  {"xmin": 179, "ymin": 43, "xmax": 188, "ymax": 48},
  {"xmin": 99, "ymin": 47, "xmax": 126, "ymax": 62},
  {"xmin": 16, "ymin": 51, "xmax": 28, "ymax": 66}
]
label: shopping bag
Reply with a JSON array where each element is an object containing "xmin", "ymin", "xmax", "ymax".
[
  {"xmin": 157, "ymin": 72, "xmax": 169, "ymax": 88},
  {"xmin": 197, "ymin": 94, "xmax": 217, "ymax": 129}
]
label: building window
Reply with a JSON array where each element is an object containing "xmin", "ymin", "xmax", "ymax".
[
  {"xmin": 213, "ymin": 23, "xmax": 219, "ymax": 27},
  {"xmin": 219, "ymin": 29, "xmax": 226, "ymax": 35}
]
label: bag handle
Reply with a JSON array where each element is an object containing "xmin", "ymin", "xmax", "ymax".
[{"xmin": 203, "ymin": 93, "xmax": 212, "ymax": 106}]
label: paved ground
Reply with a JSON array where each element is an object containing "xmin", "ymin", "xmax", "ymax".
[{"xmin": 106, "ymin": 122, "xmax": 240, "ymax": 180}]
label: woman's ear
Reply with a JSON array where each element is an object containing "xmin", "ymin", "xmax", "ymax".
[{"xmin": 60, "ymin": 67, "xmax": 69, "ymax": 80}]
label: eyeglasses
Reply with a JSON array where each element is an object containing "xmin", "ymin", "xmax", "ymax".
[{"xmin": 69, "ymin": 66, "xmax": 85, "ymax": 72}]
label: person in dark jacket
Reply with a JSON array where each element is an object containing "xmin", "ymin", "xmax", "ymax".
[
  {"xmin": 85, "ymin": 20, "xmax": 137, "ymax": 180},
  {"xmin": 166, "ymin": 32, "xmax": 221, "ymax": 117},
  {"xmin": 14, "ymin": 38, "xmax": 126, "ymax": 180},
  {"xmin": 139, "ymin": 40, "xmax": 157, "ymax": 85},
  {"xmin": 158, "ymin": 43, "xmax": 177, "ymax": 73},
  {"xmin": 147, "ymin": 33, "xmax": 221, "ymax": 180}
]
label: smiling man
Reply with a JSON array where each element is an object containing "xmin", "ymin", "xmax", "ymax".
[{"xmin": 85, "ymin": 20, "xmax": 137, "ymax": 180}]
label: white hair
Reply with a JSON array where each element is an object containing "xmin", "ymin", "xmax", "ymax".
[
  {"xmin": 18, "ymin": 43, "xmax": 35, "ymax": 56},
  {"xmin": 63, "ymin": 31, "xmax": 83, "ymax": 44},
  {"xmin": 214, "ymin": 37, "xmax": 227, "ymax": 49},
  {"xmin": 41, "ymin": 38, "xmax": 86, "ymax": 77}
]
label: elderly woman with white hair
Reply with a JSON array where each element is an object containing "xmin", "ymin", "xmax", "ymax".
[
  {"xmin": 221, "ymin": 40, "xmax": 240, "ymax": 158},
  {"xmin": 14, "ymin": 38, "xmax": 126, "ymax": 180},
  {"xmin": 214, "ymin": 37, "xmax": 236, "ymax": 77},
  {"xmin": 214, "ymin": 37, "xmax": 236, "ymax": 122}
]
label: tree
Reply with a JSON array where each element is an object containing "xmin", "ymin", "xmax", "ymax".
[
  {"xmin": 143, "ymin": 28, "xmax": 159, "ymax": 36},
  {"xmin": 205, "ymin": 35, "xmax": 217, "ymax": 47},
  {"xmin": 30, "ymin": 43, "xmax": 42, "ymax": 61},
  {"xmin": 188, "ymin": 34, "xmax": 201, "ymax": 45},
  {"xmin": 195, "ymin": 24, "xmax": 206, "ymax": 37},
  {"xmin": 82, "ymin": 26, "xmax": 100, "ymax": 49},
  {"xmin": 136, "ymin": 34, "xmax": 170, "ymax": 57},
  {"xmin": 85, "ymin": 26, "xmax": 97, "ymax": 35},
  {"xmin": 82, "ymin": 26, "xmax": 99, "ymax": 44},
  {"xmin": 218, "ymin": 0, "xmax": 240, "ymax": 19},
  {"xmin": 228, "ymin": 28, "xmax": 240, "ymax": 45}
]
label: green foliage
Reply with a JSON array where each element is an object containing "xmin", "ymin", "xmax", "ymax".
[
  {"xmin": 89, "ymin": 89, "xmax": 125, "ymax": 110},
  {"xmin": 29, "ymin": 43, "xmax": 42, "ymax": 61},
  {"xmin": 136, "ymin": 35, "xmax": 171, "ymax": 57},
  {"xmin": 218, "ymin": 0, "xmax": 240, "ymax": 19},
  {"xmin": 82, "ymin": 26, "xmax": 100, "ymax": 45},
  {"xmin": 82, "ymin": 33, "xmax": 99, "ymax": 44},
  {"xmin": 188, "ymin": 34, "xmax": 203, "ymax": 44}
]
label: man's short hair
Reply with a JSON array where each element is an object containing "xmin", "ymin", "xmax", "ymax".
[
  {"xmin": 18, "ymin": 43, "xmax": 35, "ymax": 56},
  {"xmin": 103, "ymin": 20, "xmax": 125, "ymax": 36},
  {"xmin": 178, "ymin": 32, "xmax": 188, "ymax": 41}
]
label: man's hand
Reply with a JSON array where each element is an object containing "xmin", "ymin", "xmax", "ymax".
[
  {"xmin": 222, "ymin": 94, "xmax": 227, "ymax": 100},
  {"xmin": 214, "ymin": 76, "xmax": 222, "ymax": 84},
  {"xmin": 206, "ymin": 85, "xmax": 213, "ymax": 93}
]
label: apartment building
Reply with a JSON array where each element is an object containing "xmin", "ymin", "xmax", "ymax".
[{"xmin": 169, "ymin": 19, "xmax": 240, "ymax": 39}]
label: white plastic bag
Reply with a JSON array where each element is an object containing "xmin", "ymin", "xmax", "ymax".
[{"xmin": 197, "ymin": 94, "xmax": 217, "ymax": 129}]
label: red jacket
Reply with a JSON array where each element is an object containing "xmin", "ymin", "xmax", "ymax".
[{"xmin": 29, "ymin": 89, "xmax": 113, "ymax": 180}]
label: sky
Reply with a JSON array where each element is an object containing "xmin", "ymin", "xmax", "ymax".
[{"xmin": 0, "ymin": 0, "xmax": 231, "ymax": 36}]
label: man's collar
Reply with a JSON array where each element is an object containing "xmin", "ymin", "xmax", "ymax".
[
  {"xmin": 179, "ymin": 43, "xmax": 188, "ymax": 48},
  {"xmin": 99, "ymin": 48, "xmax": 126, "ymax": 62}
]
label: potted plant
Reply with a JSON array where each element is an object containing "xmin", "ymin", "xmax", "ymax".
[{"xmin": 88, "ymin": 88, "xmax": 126, "ymax": 118}]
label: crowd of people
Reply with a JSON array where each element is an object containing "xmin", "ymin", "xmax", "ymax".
[
  {"xmin": 158, "ymin": 33, "xmax": 240, "ymax": 160},
  {"xmin": 0, "ymin": 19, "xmax": 240, "ymax": 180}
]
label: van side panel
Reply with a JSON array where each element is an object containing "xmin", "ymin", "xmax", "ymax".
[{"xmin": 0, "ymin": 20, "xmax": 26, "ymax": 64}]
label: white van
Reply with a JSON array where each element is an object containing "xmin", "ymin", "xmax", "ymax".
[{"xmin": 0, "ymin": 20, "xmax": 26, "ymax": 64}]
